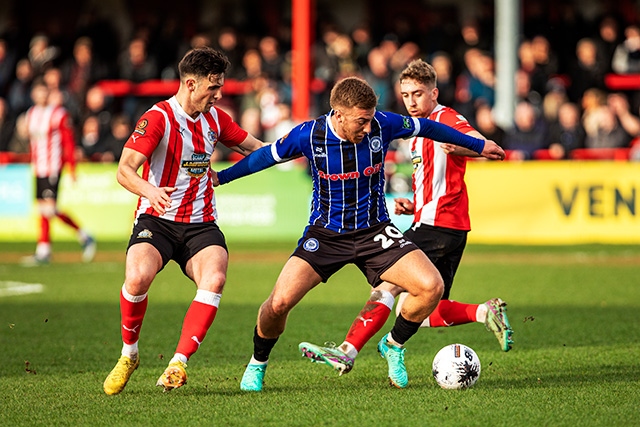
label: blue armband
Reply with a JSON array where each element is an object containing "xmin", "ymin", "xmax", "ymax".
[
  {"xmin": 419, "ymin": 119, "xmax": 485, "ymax": 154},
  {"xmin": 217, "ymin": 145, "xmax": 278, "ymax": 185}
]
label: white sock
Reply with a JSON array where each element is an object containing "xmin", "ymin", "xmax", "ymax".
[
  {"xmin": 386, "ymin": 332, "xmax": 403, "ymax": 347},
  {"xmin": 339, "ymin": 342, "xmax": 359, "ymax": 359},
  {"xmin": 170, "ymin": 353, "xmax": 188, "ymax": 364},
  {"xmin": 476, "ymin": 304, "xmax": 488, "ymax": 323},
  {"xmin": 249, "ymin": 356, "xmax": 268, "ymax": 365},
  {"xmin": 122, "ymin": 342, "xmax": 138, "ymax": 359}
]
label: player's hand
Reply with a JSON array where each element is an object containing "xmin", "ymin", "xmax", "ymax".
[
  {"xmin": 211, "ymin": 170, "xmax": 220, "ymax": 187},
  {"xmin": 394, "ymin": 197, "xmax": 414, "ymax": 215},
  {"xmin": 480, "ymin": 140, "xmax": 505, "ymax": 160},
  {"xmin": 147, "ymin": 186, "xmax": 177, "ymax": 215},
  {"xmin": 440, "ymin": 143, "xmax": 457, "ymax": 154}
]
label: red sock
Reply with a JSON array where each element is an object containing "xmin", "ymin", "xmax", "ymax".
[
  {"xmin": 427, "ymin": 300, "xmax": 479, "ymax": 327},
  {"xmin": 38, "ymin": 216, "xmax": 50, "ymax": 244},
  {"xmin": 120, "ymin": 289, "xmax": 148, "ymax": 344},
  {"xmin": 56, "ymin": 212, "xmax": 80, "ymax": 230},
  {"xmin": 345, "ymin": 301, "xmax": 391, "ymax": 352},
  {"xmin": 175, "ymin": 300, "xmax": 218, "ymax": 359}
]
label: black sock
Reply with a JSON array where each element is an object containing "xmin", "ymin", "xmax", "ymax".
[
  {"xmin": 389, "ymin": 313, "xmax": 422, "ymax": 346},
  {"xmin": 252, "ymin": 326, "xmax": 279, "ymax": 362}
]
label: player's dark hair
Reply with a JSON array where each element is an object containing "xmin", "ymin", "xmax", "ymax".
[
  {"xmin": 330, "ymin": 76, "xmax": 378, "ymax": 110},
  {"xmin": 178, "ymin": 46, "xmax": 230, "ymax": 80},
  {"xmin": 399, "ymin": 59, "xmax": 437, "ymax": 88}
]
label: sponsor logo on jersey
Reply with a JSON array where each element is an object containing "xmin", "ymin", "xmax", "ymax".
[
  {"xmin": 402, "ymin": 117, "xmax": 412, "ymax": 129},
  {"xmin": 314, "ymin": 146, "xmax": 327, "ymax": 158},
  {"xmin": 317, "ymin": 162, "xmax": 382, "ymax": 181},
  {"xmin": 134, "ymin": 119, "xmax": 148, "ymax": 135},
  {"xmin": 137, "ymin": 229, "xmax": 153, "ymax": 239},
  {"xmin": 303, "ymin": 238, "xmax": 319, "ymax": 252},
  {"xmin": 369, "ymin": 136, "xmax": 382, "ymax": 153},
  {"xmin": 182, "ymin": 153, "xmax": 210, "ymax": 178}
]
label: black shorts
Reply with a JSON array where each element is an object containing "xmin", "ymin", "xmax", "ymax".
[
  {"xmin": 35, "ymin": 176, "xmax": 61, "ymax": 200},
  {"xmin": 292, "ymin": 221, "xmax": 418, "ymax": 286},
  {"xmin": 403, "ymin": 223, "xmax": 467, "ymax": 299},
  {"xmin": 127, "ymin": 214, "xmax": 227, "ymax": 275}
]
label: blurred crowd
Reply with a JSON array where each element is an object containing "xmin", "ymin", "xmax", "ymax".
[{"xmin": 1, "ymin": 3, "xmax": 640, "ymax": 165}]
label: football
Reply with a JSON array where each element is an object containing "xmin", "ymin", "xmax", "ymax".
[{"xmin": 432, "ymin": 343, "xmax": 481, "ymax": 389}]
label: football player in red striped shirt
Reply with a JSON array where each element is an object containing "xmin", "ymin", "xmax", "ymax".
[
  {"xmin": 22, "ymin": 80, "xmax": 96, "ymax": 265},
  {"xmin": 103, "ymin": 47, "xmax": 265, "ymax": 395}
]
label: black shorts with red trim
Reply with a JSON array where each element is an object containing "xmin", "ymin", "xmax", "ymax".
[
  {"xmin": 127, "ymin": 213, "xmax": 227, "ymax": 274},
  {"xmin": 292, "ymin": 221, "xmax": 418, "ymax": 286}
]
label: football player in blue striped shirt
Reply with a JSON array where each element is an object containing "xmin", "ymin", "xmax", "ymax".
[{"xmin": 215, "ymin": 76, "xmax": 504, "ymax": 391}]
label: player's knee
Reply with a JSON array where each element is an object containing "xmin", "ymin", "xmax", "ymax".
[
  {"xmin": 39, "ymin": 204, "xmax": 56, "ymax": 218},
  {"xmin": 417, "ymin": 275, "xmax": 444, "ymax": 301},
  {"xmin": 200, "ymin": 272, "xmax": 226, "ymax": 293},
  {"xmin": 267, "ymin": 295, "xmax": 294, "ymax": 318}
]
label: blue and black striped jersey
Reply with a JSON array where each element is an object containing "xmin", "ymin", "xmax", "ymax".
[{"xmin": 271, "ymin": 110, "xmax": 428, "ymax": 232}]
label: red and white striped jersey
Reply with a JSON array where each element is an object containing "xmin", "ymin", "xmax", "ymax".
[
  {"xmin": 410, "ymin": 104, "xmax": 475, "ymax": 231},
  {"xmin": 124, "ymin": 96, "xmax": 248, "ymax": 223},
  {"xmin": 26, "ymin": 105, "xmax": 76, "ymax": 178}
]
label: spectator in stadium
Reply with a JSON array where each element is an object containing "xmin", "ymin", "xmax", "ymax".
[
  {"xmin": 102, "ymin": 46, "xmax": 267, "ymax": 396},
  {"xmin": 502, "ymin": 100, "xmax": 549, "ymax": 160},
  {"xmin": 100, "ymin": 113, "xmax": 131, "ymax": 162},
  {"xmin": 595, "ymin": 15, "xmax": 621, "ymax": 74},
  {"xmin": 213, "ymin": 76, "xmax": 505, "ymax": 392},
  {"xmin": 0, "ymin": 38, "xmax": 17, "ymax": 97},
  {"xmin": 608, "ymin": 92, "xmax": 640, "ymax": 138},
  {"xmin": 547, "ymin": 101, "xmax": 585, "ymax": 159},
  {"xmin": 582, "ymin": 92, "xmax": 639, "ymax": 150},
  {"xmin": 567, "ymin": 38, "xmax": 607, "ymax": 103},
  {"xmin": 78, "ymin": 115, "xmax": 106, "ymax": 161},
  {"xmin": 258, "ymin": 36, "xmax": 285, "ymax": 82},
  {"xmin": 474, "ymin": 102, "xmax": 505, "ymax": 146},
  {"xmin": 27, "ymin": 34, "xmax": 59, "ymax": 78},
  {"xmin": 118, "ymin": 37, "xmax": 159, "ymax": 119},
  {"xmin": 0, "ymin": 97, "xmax": 15, "ymax": 152},
  {"xmin": 361, "ymin": 47, "xmax": 395, "ymax": 111},
  {"xmin": 611, "ymin": 25, "xmax": 640, "ymax": 74},
  {"xmin": 529, "ymin": 35, "xmax": 559, "ymax": 97},
  {"xmin": 295, "ymin": 59, "xmax": 512, "ymax": 383},
  {"xmin": 20, "ymin": 80, "xmax": 96, "ymax": 265},
  {"xmin": 60, "ymin": 37, "xmax": 109, "ymax": 112},
  {"xmin": 430, "ymin": 51, "xmax": 456, "ymax": 108},
  {"xmin": 7, "ymin": 58, "xmax": 34, "ymax": 119}
]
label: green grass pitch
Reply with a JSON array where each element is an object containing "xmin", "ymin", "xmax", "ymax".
[{"xmin": 1, "ymin": 241, "xmax": 639, "ymax": 426}]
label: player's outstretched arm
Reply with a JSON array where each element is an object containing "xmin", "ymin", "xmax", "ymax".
[{"xmin": 216, "ymin": 144, "xmax": 278, "ymax": 185}]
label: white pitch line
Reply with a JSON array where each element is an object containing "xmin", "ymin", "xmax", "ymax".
[{"xmin": 0, "ymin": 281, "xmax": 45, "ymax": 297}]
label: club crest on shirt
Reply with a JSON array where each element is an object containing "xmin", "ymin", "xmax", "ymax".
[
  {"xmin": 303, "ymin": 238, "xmax": 319, "ymax": 252},
  {"xmin": 181, "ymin": 153, "xmax": 210, "ymax": 178},
  {"xmin": 208, "ymin": 129, "xmax": 218, "ymax": 144},
  {"xmin": 134, "ymin": 119, "xmax": 148, "ymax": 135},
  {"xmin": 369, "ymin": 136, "xmax": 382, "ymax": 153}
]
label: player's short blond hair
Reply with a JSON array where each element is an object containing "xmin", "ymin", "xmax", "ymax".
[
  {"xmin": 329, "ymin": 76, "xmax": 378, "ymax": 110},
  {"xmin": 399, "ymin": 59, "xmax": 437, "ymax": 88}
]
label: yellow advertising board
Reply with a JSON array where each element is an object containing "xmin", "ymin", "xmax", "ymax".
[
  {"xmin": 1, "ymin": 161, "xmax": 638, "ymax": 244},
  {"xmin": 465, "ymin": 161, "xmax": 639, "ymax": 244}
]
